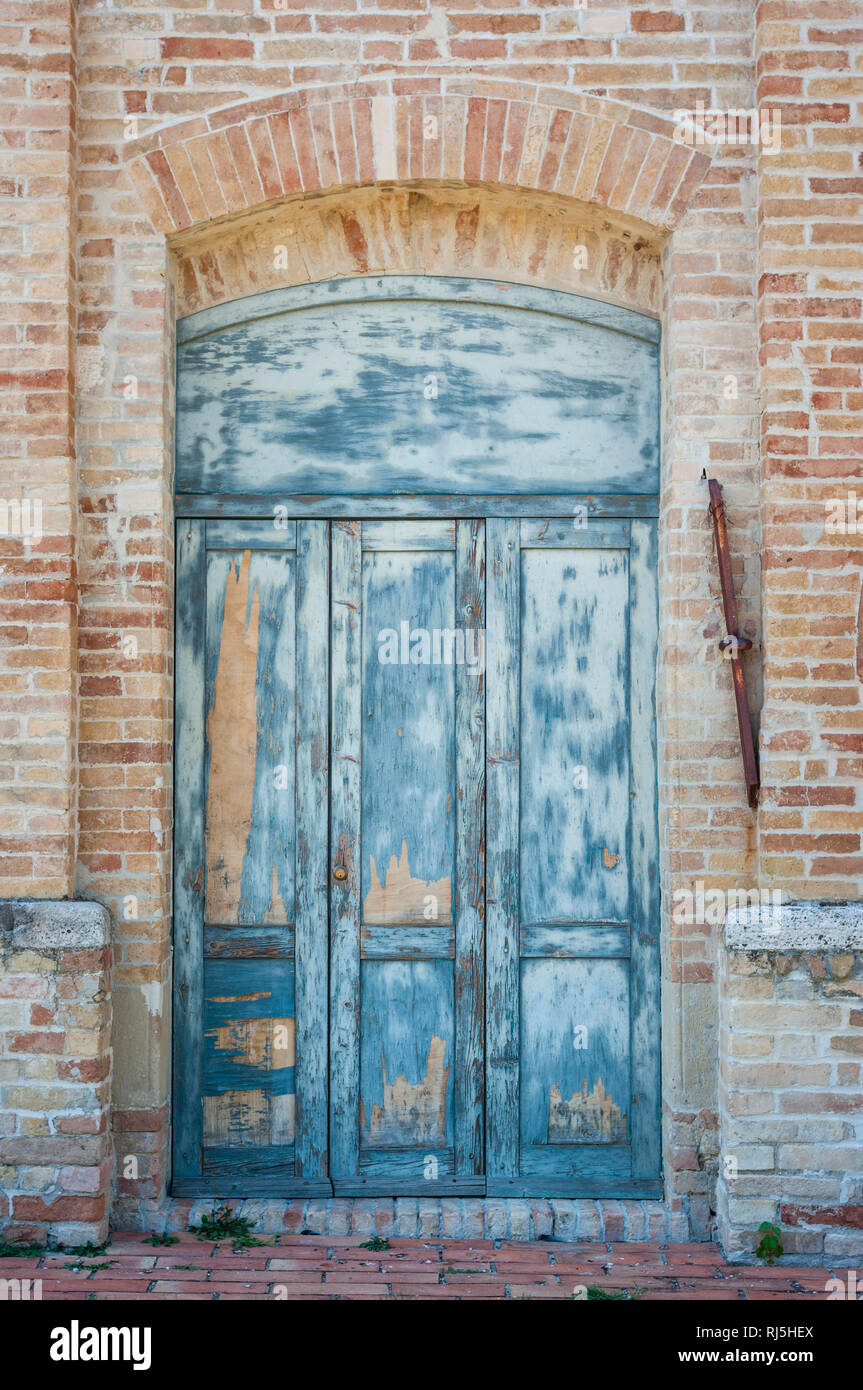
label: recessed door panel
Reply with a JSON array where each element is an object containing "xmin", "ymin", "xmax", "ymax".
[
  {"xmin": 361, "ymin": 544, "xmax": 456, "ymax": 927},
  {"xmin": 520, "ymin": 958, "xmax": 630, "ymax": 1148},
  {"xmin": 202, "ymin": 957, "xmax": 296, "ymax": 1151},
  {"xmin": 520, "ymin": 545, "xmax": 630, "ymax": 925},
  {"xmin": 360, "ymin": 960, "xmax": 455, "ymax": 1151}
]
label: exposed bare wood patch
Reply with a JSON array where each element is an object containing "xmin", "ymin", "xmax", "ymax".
[
  {"xmin": 547, "ymin": 1077, "xmax": 627, "ymax": 1143},
  {"xmin": 205, "ymin": 551, "xmax": 260, "ymax": 921},
  {"xmin": 207, "ymin": 1015, "xmax": 296, "ymax": 1070},
  {"xmin": 203, "ymin": 1088, "xmax": 268, "ymax": 1146},
  {"xmin": 361, "ymin": 1035, "xmax": 449, "ymax": 1146},
  {"xmin": 203, "ymin": 1088, "xmax": 295, "ymax": 1146},
  {"xmin": 208, "ymin": 992, "xmax": 269, "ymax": 1003},
  {"xmin": 263, "ymin": 864, "xmax": 291, "ymax": 923},
  {"xmin": 364, "ymin": 840, "xmax": 452, "ymax": 924},
  {"xmin": 270, "ymin": 1092, "xmax": 297, "ymax": 1145}
]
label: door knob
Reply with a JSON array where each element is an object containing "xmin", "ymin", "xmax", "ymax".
[{"xmin": 333, "ymin": 864, "xmax": 348, "ymax": 882}]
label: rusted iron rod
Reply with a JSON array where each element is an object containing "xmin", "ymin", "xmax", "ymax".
[{"xmin": 707, "ymin": 478, "xmax": 760, "ymax": 809}]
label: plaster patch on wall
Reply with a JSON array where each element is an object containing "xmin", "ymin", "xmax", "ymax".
[{"xmin": 77, "ymin": 343, "xmax": 106, "ymax": 392}]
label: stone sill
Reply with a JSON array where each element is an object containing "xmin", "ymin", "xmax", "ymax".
[
  {"xmin": 0, "ymin": 898, "xmax": 111, "ymax": 951},
  {"xmin": 725, "ymin": 899, "xmax": 863, "ymax": 954}
]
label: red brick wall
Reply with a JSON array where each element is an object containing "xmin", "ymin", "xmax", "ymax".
[
  {"xmin": 755, "ymin": 2, "xmax": 863, "ymax": 903},
  {"xmin": 0, "ymin": 2, "xmax": 79, "ymax": 901}
]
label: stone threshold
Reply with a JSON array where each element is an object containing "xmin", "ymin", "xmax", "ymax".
[{"xmin": 119, "ymin": 1196, "xmax": 690, "ymax": 1243}]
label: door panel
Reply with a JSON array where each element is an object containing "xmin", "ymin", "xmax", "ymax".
[
  {"xmin": 360, "ymin": 960, "xmax": 454, "ymax": 1149},
  {"xmin": 329, "ymin": 520, "xmax": 485, "ymax": 1195},
  {"xmin": 173, "ymin": 519, "xmax": 329, "ymax": 1194},
  {"xmin": 361, "ymin": 542, "xmax": 456, "ymax": 926},
  {"xmin": 520, "ymin": 544, "xmax": 630, "ymax": 925},
  {"xmin": 203, "ymin": 547, "xmax": 296, "ymax": 924},
  {"xmin": 486, "ymin": 517, "xmax": 660, "ymax": 1198},
  {"xmin": 520, "ymin": 957, "xmax": 630, "ymax": 1146},
  {"xmin": 202, "ymin": 957, "xmax": 295, "ymax": 1150}
]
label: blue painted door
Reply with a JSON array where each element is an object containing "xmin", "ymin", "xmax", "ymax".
[{"xmin": 173, "ymin": 512, "xmax": 659, "ymax": 1197}]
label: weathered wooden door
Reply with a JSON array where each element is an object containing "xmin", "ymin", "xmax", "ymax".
[{"xmin": 173, "ymin": 510, "xmax": 658, "ymax": 1197}]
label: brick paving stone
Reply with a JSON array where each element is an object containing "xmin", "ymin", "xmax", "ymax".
[
  {"xmin": 0, "ymin": 1234, "xmax": 846, "ymax": 1300},
  {"xmin": 509, "ymin": 1285, "xmax": 572, "ymax": 1299},
  {"xmin": 639, "ymin": 1284, "xmax": 744, "ymax": 1295}
]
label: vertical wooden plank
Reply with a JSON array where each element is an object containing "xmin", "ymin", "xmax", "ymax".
[
  {"xmin": 329, "ymin": 520, "xmax": 362, "ymax": 1179},
  {"xmin": 294, "ymin": 520, "xmax": 329, "ymax": 1177},
  {"xmin": 454, "ymin": 519, "xmax": 485, "ymax": 1175},
  {"xmin": 173, "ymin": 520, "xmax": 206, "ymax": 1180},
  {"xmin": 629, "ymin": 519, "xmax": 661, "ymax": 1179},
  {"xmin": 485, "ymin": 517, "xmax": 520, "ymax": 1178}
]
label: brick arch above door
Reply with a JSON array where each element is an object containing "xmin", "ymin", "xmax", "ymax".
[{"xmin": 122, "ymin": 78, "xmax": 712, "ymax": 241}]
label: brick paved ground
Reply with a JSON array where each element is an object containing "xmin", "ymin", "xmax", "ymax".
[{"xmin": 0, "ymin": 1233, "xmax": 846, "ymax": 1301}]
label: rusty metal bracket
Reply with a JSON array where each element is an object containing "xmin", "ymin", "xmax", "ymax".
[{"xmin": 707, "ymin": 478, "xmax": 760, "ymax": 809}]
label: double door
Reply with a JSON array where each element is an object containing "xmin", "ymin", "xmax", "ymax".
[{"xmin": 173, "ymin": 512, "xmax": 659, "ymax": 1196}]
